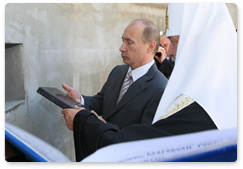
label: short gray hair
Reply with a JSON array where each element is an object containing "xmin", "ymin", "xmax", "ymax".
[{"xmin": 131, "ymin": 19, "xmax": 160, "ymax": 54}]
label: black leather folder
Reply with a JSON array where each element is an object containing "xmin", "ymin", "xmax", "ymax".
[{"xmin": 37, "ymin": 87, "xmax": 79, "ymax": 109}]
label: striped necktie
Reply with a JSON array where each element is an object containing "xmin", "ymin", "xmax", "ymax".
[{"xmin": 117, "ymin": 70, "xmax": 133, "ymax": 103}]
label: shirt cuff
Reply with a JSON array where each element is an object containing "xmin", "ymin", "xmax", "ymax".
[{"xmin": 80, "ymin": 94, "xmax": 85, "ymax": 105}]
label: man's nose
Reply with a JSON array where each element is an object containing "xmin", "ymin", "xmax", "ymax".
[{"xmin": 119, "ymin": 43, "xmax": 126, "ymax": 52}]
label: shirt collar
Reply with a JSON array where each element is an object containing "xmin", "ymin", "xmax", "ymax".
[{"xmin": 128, "ymin": 60, "xmax": 154, "ymax": 82}]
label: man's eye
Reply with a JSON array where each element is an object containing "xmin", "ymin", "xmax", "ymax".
[{"xmin": 127, "ymin": 41, "xmax": 133, "ymax": 44}]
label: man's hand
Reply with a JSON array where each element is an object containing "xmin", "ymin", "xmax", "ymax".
[
  {"xmin": 154, "ymin": 46, "xmax": 167, "ymax": 63},
  {"xmin": 62, "ymin": 106, "xmax": 85, "ymax": 130},
  {"xmin": 62, "ymin": 83, "xmax": 81, "ymax": 103},
  {"xmin": 90, "ymin": 110, "xmax": 107, "ymax": 124}
]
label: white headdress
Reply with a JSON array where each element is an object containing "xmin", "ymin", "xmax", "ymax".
[
  {"xmin": 166, "ymin": 3, "xmax": 184, "ymax": 37},
  {"xmin": 153, "ymin": 3, "xmax": 237, "ymax": 130}
]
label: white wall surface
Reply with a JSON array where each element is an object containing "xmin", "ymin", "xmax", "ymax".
[{"xmin": 5, "ymin": 3, "xmax": 166, "ymax": 161}]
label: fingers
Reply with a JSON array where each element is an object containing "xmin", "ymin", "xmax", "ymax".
[
  {"xmin": 90, "ymin": 110, "xmax": 97, "ymax": 115},
  {"xmin": 61, "ymin": 109, "xmax": 70, "ymax": 119},
  {"xmin": 61, "ymin": 109, "xmax": 77, "ymax": 131},
  {"xmin": 90, "ymin": 110, "xmax": 100, "ymax": 119},
  {"xmin": 62, "ymin": 84, "xmax": 81, "ymax": 103},
  {"xmin": 61, "ymin": 109, "xmax": 68, "ymax": 115},
  {"xmin": 62, "ymin": 83, "xmax": 72, "ymax": 92},
  {"xmin": 74, "ymin": 105, "xmax": 85, "ymax": 111},
  {"xmin": 90, "ymin": 110, "xmax": 107, "ymax": 123},
  {"xmin": 154, "ymin": 55, "xmax": 159, "ymax": 60},
  {"xmin": 155, "ymin": 53, "xmax": 163, "ymax": 63}
]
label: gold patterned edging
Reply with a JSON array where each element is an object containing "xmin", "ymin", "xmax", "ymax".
[{"xmin": 160, "ymin": 95, "xmax": 194, "ymax": 120}]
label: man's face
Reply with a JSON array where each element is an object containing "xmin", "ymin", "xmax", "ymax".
[
  {"xmin": 119, "ymin": 23, "xmax": 149, "ymax": 69},
  {"xmin": 160, "ymin": 35, "xmax": 171, "ymax": 52},
  {"xmin": 167, "ymin": 36, "xmax": 180, "ymax": 59}
]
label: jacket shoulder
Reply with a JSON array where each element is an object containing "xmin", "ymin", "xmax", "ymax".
[
  {"xmin": 110, "ymin": 64, "xmax": 128, "ymax": 75},
  {"xmin": 150, "ymin": 64, "xmax": 168, "ymax": 85}
]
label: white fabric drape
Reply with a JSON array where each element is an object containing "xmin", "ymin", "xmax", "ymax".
[{"xmin": 153, "ymin": 3, "xmax": 237, "ymax": 130}]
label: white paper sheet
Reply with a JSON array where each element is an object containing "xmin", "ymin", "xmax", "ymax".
[
  {"xmin": 82, "ymin": 128, "xmax": 237, "ymax": 162},
  {"xmin": 5, "ymin": 122, "xmax": 71, "ymax": 162}
]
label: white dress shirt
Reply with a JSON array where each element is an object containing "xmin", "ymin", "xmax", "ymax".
[{"xmin": 129, "ymin": 60, "xmax": 155, "ymax": 82}]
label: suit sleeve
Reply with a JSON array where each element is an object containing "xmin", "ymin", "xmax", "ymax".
[
  {"xmin": 73, "ymin": 102, "xmax": 217, "ymax": 161},
  {"xmin": 158, "ymin": 59, "xmax": 174, "ymax": 79},
  {"xmin": 140, "ymin": 91, "xmax": 164, "ymax": 124},
  {"xmin": 82, "ymin": 85, "xmax": 105, "ymax": 114}
]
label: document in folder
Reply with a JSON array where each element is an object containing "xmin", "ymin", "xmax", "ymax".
[{"xmin": 37, "ymin": 87, "xmax": 79, "ymax": 109}]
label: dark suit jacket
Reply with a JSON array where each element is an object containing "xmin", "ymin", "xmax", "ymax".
[
  {"xmin": 82, "ymin": 63, "xmax": 168, "ymax": 128},
  {"xmin": 155, "ymin": 58, "xmax": 174, "ymax": 79},
  {"xmin": 73, "ymin": 102, "xmax": 217, "ymax": 161}
]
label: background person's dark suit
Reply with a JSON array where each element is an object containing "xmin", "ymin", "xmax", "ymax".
[
  {"xmin": 155, "ymin": 58, "xmax": 174, "ymax": 79},
  {"xmin": 82, "ymin": 63, "xmax": 168, "ymax": 128}
]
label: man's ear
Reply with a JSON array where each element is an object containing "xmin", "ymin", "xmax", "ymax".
[{"xmin": 147, "ymin": 40, "xmax": 156, "ymax": 53}]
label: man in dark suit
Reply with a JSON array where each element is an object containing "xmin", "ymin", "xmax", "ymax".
[
  {"xmin": 155, "ymin": 35, "xmax": 174, "ymax": 79},
  {"xmin": 62, "ymin": 19, "xmax": 167, "ymax": 129}
]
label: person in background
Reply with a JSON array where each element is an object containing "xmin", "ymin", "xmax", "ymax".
[{"xmin": 155, "ymin": 34, "xmax": 174, "ymax": 79}]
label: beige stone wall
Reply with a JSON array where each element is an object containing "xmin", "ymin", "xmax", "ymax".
[
  {"xmin": 226, "ymin": 3, "xmax": 237, "ymax": 29},
  {"xmin": 5, "ymin": 3, "xmax": 166, "ymax": 161},
  {"xmin": 5, "ymin": 3, "xmax": 236, "ymax": 161}
]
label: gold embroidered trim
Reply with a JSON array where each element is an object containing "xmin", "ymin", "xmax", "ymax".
[
  {"xmin": 165, "ymin": 4, "xmax": 169, "ymax": 31},
  {"xmin": 160, "ymin": 95, "xmax": 194, "ymax": 120}
]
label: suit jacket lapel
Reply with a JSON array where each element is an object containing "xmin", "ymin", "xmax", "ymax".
[
  {"xmin": 108, "ymin": 63, "xmax": 157, "ymax": 118},
  {"xmin": 114, "ymin": 78, "xmax": 147, "ymax": 112},
  {"xmin": 102, "ymin": 66, "xmax": 128, "ymax": 120},
  {"xmin": 108, "ymin": 67, "xmax": 128, "ymax": 111}
]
